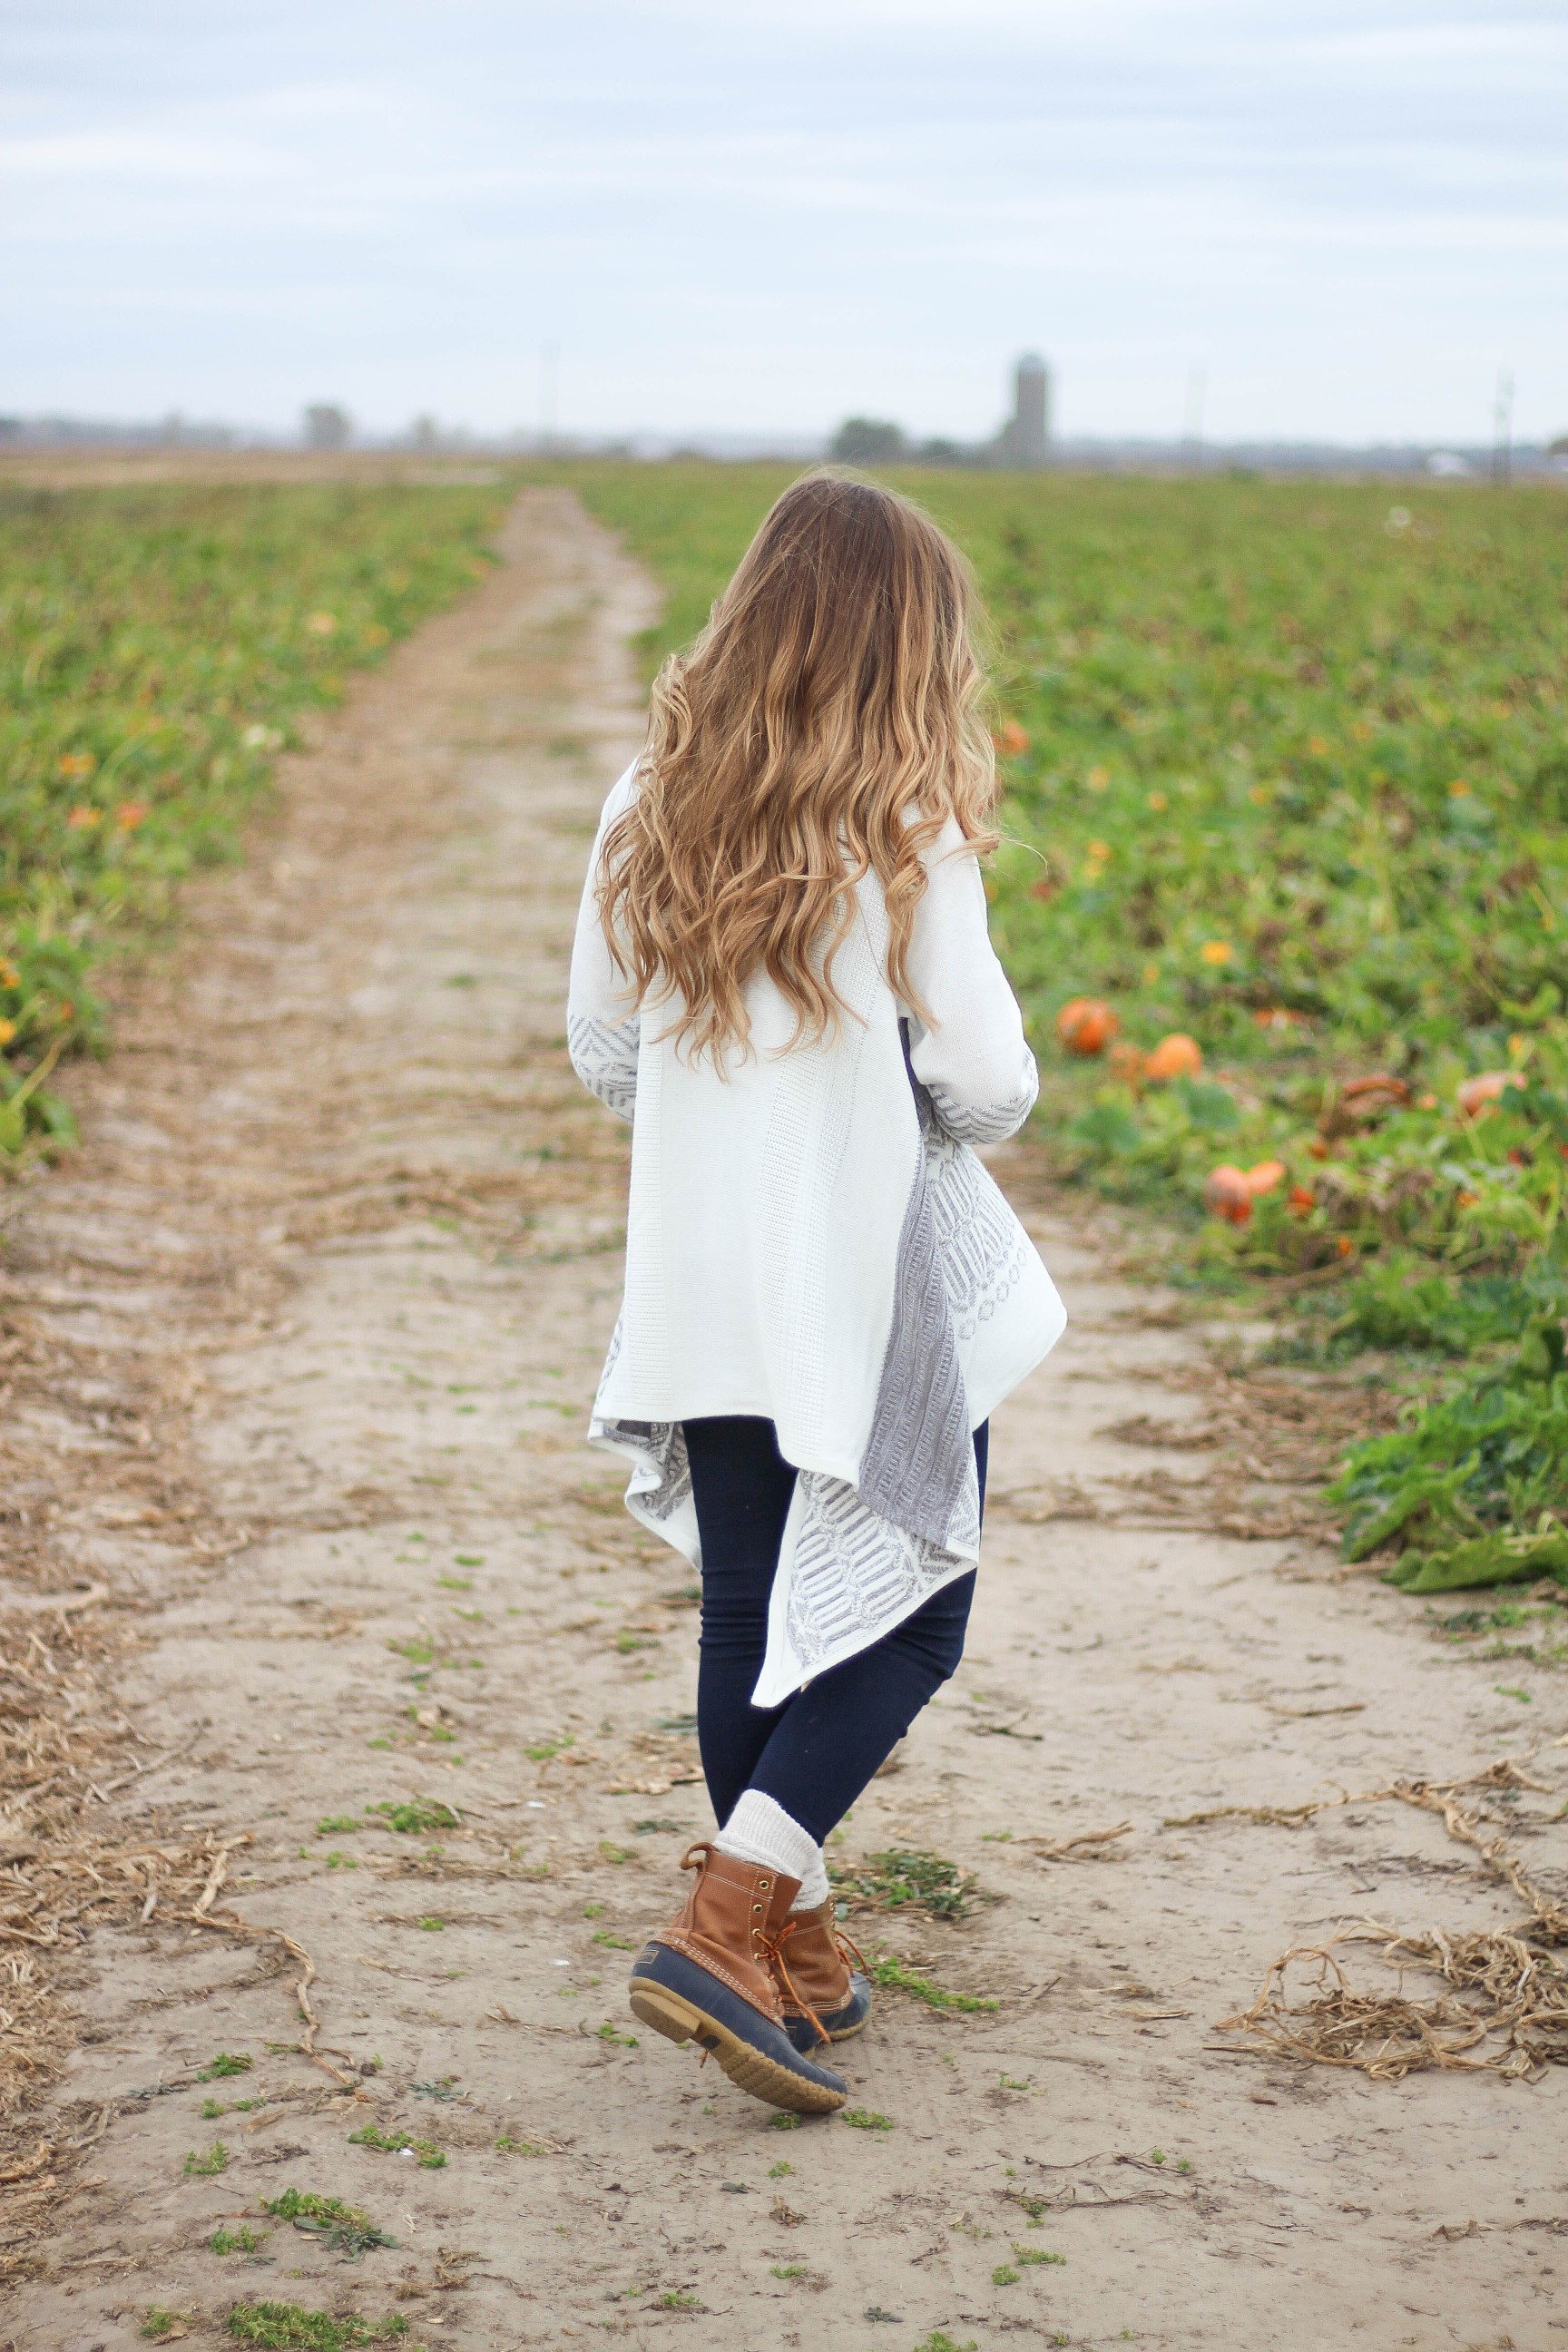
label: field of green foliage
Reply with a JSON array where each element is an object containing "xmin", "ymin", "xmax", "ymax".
[
  {"xmin": 0, "ymin": 474, "xmax": 511, "ymax": 1152},
  {"xmin": 569, "ymin": 461, "xmax": 1568, "ymax": 1598}
]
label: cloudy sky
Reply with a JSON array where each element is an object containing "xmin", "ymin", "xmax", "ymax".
[{"xmin": 4, "ymin": 1, "xmax": 1564, "ymax": 446}]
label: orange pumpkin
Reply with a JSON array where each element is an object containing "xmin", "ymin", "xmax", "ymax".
[
  {"xmin": 1288, "ymin": 1184, "xmax": 1316, "ymax": 1215},
  {"xmin": 1456, "ymin": 1070, "xmax": 1524, "ymax": 1119},
  {"xmin": 1055, "ymin": 997, "xmax": 1119, "ymax": 1056},
  {"xmin": 1205, "ymin": 1164, "xmax": 1255, "ymax": 1224},
  {"xmin": 1340, "ymin": 1073, "xmax": 1410, "ymax": 1109},
  {"xmin": 1108, "ymin": 1039, "xmax": 1145, "ymax": 1084},
  {"xmin": 1243, "ymin": 1159, "xmax": 1287, "ymax": 1196},
  {"xmin": 1143, "ymin": 1032, "xmax": 1203, "ymax": 1082},
  {"xmin": 993, "ymin": 719, "xmax": 1030, "ymax": 757}
]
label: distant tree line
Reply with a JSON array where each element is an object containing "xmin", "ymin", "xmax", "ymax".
[{"xmin": 828, "ymin": 416, "xmax": 987, "ymax": 468}]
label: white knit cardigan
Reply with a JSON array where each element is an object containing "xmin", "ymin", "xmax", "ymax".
[{"xmin": 567, "ymin": 764, "xmax": 1066, "ymax": 1704}]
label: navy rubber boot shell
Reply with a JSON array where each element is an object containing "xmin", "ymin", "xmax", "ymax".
[
  {"xmin": 629, "ymin": 1942, "xmax": 848, "ymax": 2113},
  {"xmin": 784, "ymin": 1968, "xmax": 873, "ymax": 2051}
]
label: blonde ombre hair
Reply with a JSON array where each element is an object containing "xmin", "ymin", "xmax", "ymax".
[{"xmin": 597, "ymin": 471, "xmax": 998, "ymax": 1062}]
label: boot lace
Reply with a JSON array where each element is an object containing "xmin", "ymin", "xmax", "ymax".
[
  {"xmin": 833, "ymin": 1923, "xmax": 867, "ymax": 1975},
  {"xmin": 759, "ymin": 1917, "xmax": 830, "ymax": 2050}
]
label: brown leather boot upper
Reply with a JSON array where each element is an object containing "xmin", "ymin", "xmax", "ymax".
[
  {"xmin": 652, "ymin": 1844, "xmax": 800, "ymax": 2024},
  {"xmin": 773, "ymin": 1899, "xmax": 858, "ymax": 2019}
]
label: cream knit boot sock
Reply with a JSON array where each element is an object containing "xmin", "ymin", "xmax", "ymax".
[{"xmin": 716, "ymin": 1789, "xmax": 830, "ymax": 1912}]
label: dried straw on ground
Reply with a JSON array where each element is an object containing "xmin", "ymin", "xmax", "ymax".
[{"xmin": 1212, "ymin": 1757, "xmax": 1568, "ymax": 2081}]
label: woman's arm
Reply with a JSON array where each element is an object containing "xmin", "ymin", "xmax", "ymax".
[
  {"xmin": 566, "ymin": 769, "xmax": 642, "ymax": 1122},
  {"xmin": 901, "ymin": 818, "xmax": 1039, "ymax": 1146}
]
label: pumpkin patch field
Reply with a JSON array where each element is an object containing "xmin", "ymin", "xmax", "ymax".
[
  {"xmin": 570, "ymin": 461, "xmax": 1568, "ymax": 1598},
  {"xmin": 0, "ymin": 474, "xmax": 512, "ymax": 1154}
]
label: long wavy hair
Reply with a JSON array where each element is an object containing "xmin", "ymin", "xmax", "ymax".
[{"xmin": 597, "ymin": 470, "xmax": 998, "ymax": 1062}]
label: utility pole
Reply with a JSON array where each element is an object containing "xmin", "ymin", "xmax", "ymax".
[
  {"xmin": 541, "ymin": 344, "xmax": 560, "ymax": 455},
  {"xmin": 1493, "ymin": 369, "xmax": 1514, "ymax": 487}
]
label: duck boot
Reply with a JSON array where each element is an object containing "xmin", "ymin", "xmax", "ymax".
[
  {"xmin": 629, "ymin": 1844, "xmax": 848, "ymax": 2113},
  {"xmin": 778, "ymin": 1903, "xmax": 873, "ymax": 2051}
]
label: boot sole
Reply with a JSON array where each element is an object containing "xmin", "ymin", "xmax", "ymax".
[{"xmin": 629, "ymin": 1979, "xmax": 848, "ymax": 2114}]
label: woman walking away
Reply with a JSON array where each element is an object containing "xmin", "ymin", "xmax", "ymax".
[{"xmin": 566, "ymin": 474, "xmax": 1065, "ymax": 2115}]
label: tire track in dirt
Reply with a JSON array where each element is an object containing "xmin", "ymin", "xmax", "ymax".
[{"xmin": 4, "ymin": 487, "xmax": 1564, "ymax": 2351}]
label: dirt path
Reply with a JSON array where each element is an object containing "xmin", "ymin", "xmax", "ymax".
[{"xmin": 4, "ymin": 488, "xmax": 1563, "ymax": 2352}]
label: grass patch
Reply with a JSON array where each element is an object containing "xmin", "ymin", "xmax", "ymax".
[
  {"xmin": 141, "ymin": 2313, "xmax": 191, "ymax": 2342},
  {"xmin": 1428, "ymin": 1589, "xmax": 1568, "ymax": 1668},
  {"xmin": 210, "ymin": 2224, "xmax": 268, "ymax": 2255},
  {"xmin": 830, "ymin": 1848, "xmax": 981, "ymax": 1921},
  {"xmin": 369, "ymin": 1798, "xmax": 459, "ymax": 1835},
  {"xmin": 262, "ymin": 2190, "xmax": 397, "ymax": 2260},
  {"xmin": 840, "ymin": 2107, "xmax": 894, "ymax": 2132},
  {"xmin": 348, "ymin": 2123, "xmax": 446, "ymax": 2168},
  {"xmin": 524, "ymin": 1732, "xmax": 573, "ymax": 1761},
  {"xmin": 183, "ymin": 2139, "xmax": 230, "ymax": 2175},
  {"xmin": 226, "ymin": 2305, "xmax": 411, "ymax": 2347},
  {"xmin": 867, "ymin": 1949, "xmax": 999, "ymax": 2014},
  {"xmin": 387, "ymin": 1636, "xmax": 436, "ymax": 1666},
  {"xmin": 198, "ymin": 2052, "xmax": 253, "ymax": 2080}
]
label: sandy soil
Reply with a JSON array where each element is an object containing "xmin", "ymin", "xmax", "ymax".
[{"xmin": 3, "ymin": 489, "xmax": 1563, "ymax": 2352}]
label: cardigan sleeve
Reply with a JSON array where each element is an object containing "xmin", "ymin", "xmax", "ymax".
[
  {"xmin": 566, "ymin": 767, "xmax": 642, "ymax": 1123},
  {"xmin": 899, "ymin": 818, "xmax": 1039, "ymax": 1146}
]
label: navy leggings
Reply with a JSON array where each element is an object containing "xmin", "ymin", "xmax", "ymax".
[{"xmin": 684, "ymin": 1416, "xmax": 986, "ymax": 1845}]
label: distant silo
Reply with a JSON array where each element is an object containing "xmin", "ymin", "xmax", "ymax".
[{"xmin": 996, "ymin": 354, "xmax": 1050, "ymax": 468}]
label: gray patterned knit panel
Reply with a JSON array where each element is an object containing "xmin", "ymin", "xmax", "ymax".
[
  {"xmin": 601, "ymin": 1413, "xmax": 692, "ymax": 1527},
  {"xmin": 926, "ymin": 1054, "xmax": 1037, "ymax": 1146},
  {"xmin": 857, "ymin": 1090, "xmax": 973, "ymax": 1549},
  {"xmin": 568, "ymin": 1013, "xmax": 640, "ymax": 1122}
]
